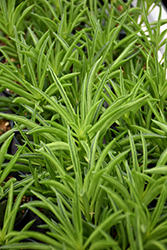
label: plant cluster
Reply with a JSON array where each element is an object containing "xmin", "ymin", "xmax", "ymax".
[{"xmin": 0, "ymin": 0, "xmax": 167, "ymax": 249}]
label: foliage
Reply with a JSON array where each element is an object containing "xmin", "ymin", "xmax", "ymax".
[{"xmin": 0, "ymin": 0, "xmax": 167, "ymax": 249}]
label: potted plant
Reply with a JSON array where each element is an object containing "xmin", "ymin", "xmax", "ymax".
[{"xmin": 0, "ymin": 0, "xmax": 167, "ymax": 249}]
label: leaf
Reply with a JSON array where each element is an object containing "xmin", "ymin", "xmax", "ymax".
[
  {"xmin": 86, "ymin": 57, "xmax": 102, "ymax": 112},
  {"xmin": 53, "ymin": 32, "xmax": 69, "ymax": 51},
  {"xmin": 31, "ymin": 88, "xmax": 73, "ymax": 123},
  {"xmin": 8, "ymin": 180, "xmax": 34, "ymax": 233},
  {"xmin": 62, "ymin": 32, "xmax": 84, "ymax": 67},
  {"xmin": 83, "ymin": 100, "xmax": 102, "ymax": 128},
  {"xmin": 144, "ymin": 166, "xmax": 167, "ymax": 174},
  {"xmin": 112, "ymin": 133, "xmax": 166, "ymax": 150},
  {"xmin": 88, "ymin": 95, "xmax": 149, "ymax": 136},
  {"xmin": 80, "ymin": 74, "xmax": 87, "ymax": 124},
  {"xmin": 110, "ymin": 39, "xmax": 138, "ymax": 72},
  {"xmin": 37, "ymin": 36, "xmax": 49, "ymax": 86},
  {"xmin": 0, "ymin": 144, "xmax": 26, "ymax": 183},
  {"xmin": 25, "ymin": 57, "xmax": 37, "ymax": 88},
  {"xmin": 102, "ymin": 174, "xmax": 130, "ymax": 201},
  {"xmin": 89, "ymin": 131, "xmax": 100, "ymax": 170},
  {"xmin": 27, "ymin": 190, "xmax": 76, "ymax": 243},
  {"xmin": 13, "ymin": 97, "xmax": 35, "ymax": 106},
  {"xmin": 134, "ymin": 207, "xmax": 144, "ymax": 250},
  {"xmin": 84, "ymin": 210, "xmax": 125, "ymax": 249},
  {"xmin": 41, "ymin": 180, "xmax": 73, "ymax": 199},
  {"xmin": 0, "ymin": 243, "xmax": 53, "ymax": 249},
  {"xmin": 36, "ymin": 146, "xmax": 75, "ymax": 190},
  {"xmin": 126, "ymin": 214, "xmax": 138, "ymax": 250},
  {"xmin": 150, "ymin": 181, "xmax": 167, "ymax": 231},
  {"xmin": 49, "ymin": 67, "xmax": 75, "ymax": 119},
  {"xmin": 103, "ymin": 152, "xmax": 128, "ymax": 179},
  {"xmin": 144, "ymin": 240, "xmax": 166, "ymax": 250},
  {"xmin": 38, "ymin": 141, "xmax": 69, "ymax": 152},
  {"xmin": 152, "ymin": 120, "xmax": 167, "ymax": 134},
  {"xmin": 92, "ymin": 70, "xmax": 109, "ymax": 105},
  {"xmin": 142, "ymin": 176, "xmax": 167, "ymax": 206},
  {"xmin": 148, "ymin": 221, "xmax": 167, "ymax": 241},
  {"xmin": 27, "ymin": 126, "xmax": 68, "ymax": 141},
  {"xmin": 128, "ymin": 130, "xmax": 140, "ymax": 172},
  {"xmin": 156, "ymin": 148, "xmax": 167, "ymax": 166},
  {"xmin": 5, "ymin": 231, "xmax": 62, "ymax": 248},
  {"xmin": 27, "ymin": 27, "xmax": 38, "ymax": 46},
  {"xmin": 3, "ymin": 182, "xmax": 13, "ymax": 231},
  {"xmin": 101, "ymin": 185, "xmax": 130, "ymax": 212},
  {"xmin": 68, "ymin": 127, "xmax": 82, "ymax": 186},
  {"xmin": 141, "ymin": 132, "xmax": 147, "ymax": 172},
  {"xmin": 89, "ymin": 234, "xmax": 122, "ymax": 250},
  {"xmin": 0, "ymin": 134, "xmax": 14, "ymax": 171},
  {"xmin": 72, "ymin": 180, "xmax": 83, "ymax": 246},
  {"xmin": 0, "ymin": 113, "xmax": 54, "ymax": 142},
  {"xmin": 16, "ymin": 4, "xmax": 35, "ymax": 29}
]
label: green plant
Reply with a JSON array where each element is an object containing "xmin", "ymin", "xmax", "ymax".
[{"xmin": 0, "ymin": 0, "xmax": 167, "ymax": 249}]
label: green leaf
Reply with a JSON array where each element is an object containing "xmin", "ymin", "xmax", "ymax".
[
  {"xmin": 89, "ymin": 131, "xmax": 100, "ymax": 170},
  {"xmin": 156, "ymin": 148, "xmax": 167, "ymax": 166},
  {"xmin": 110, "ymin": 39, "xmax": 139, "ymax": 71},
  {"xmin": 150, "ymin": 181, "xmax": 167, "ymax": 231},
  {"xmin": 68, "ymin": 127, "xmax": 82, "ymax": 186},
  {"xmin": 126, "ymin": 215, "xmax": 137, "ymax": 250},
  {"xmin": 37, "ymin": 36, "xmax": 49, "ymax": 85},
  {"xmin": 152, "ymin": 120, "xmax": 167, "ymax": 134},
  {"xmin": 53, "ymin": 32, "xmax": 69, "ymax": 51},
  {"xmin": 0, "ymin": 243, "xmax": 53, "ymax": 249},
  {"xmin": 38, "ymin": 141, "xmax": 69, "ymax": 152},
  {"xmin": 128, "ymin": 130, "xmax": 140, "ymax": 172},
  {"xmin": 89, "ymin": 95, "xmax": 149, "ymax": 136},
  {"xmin": 0, "ymin": 144, "xmax": 26, "ymax": 183},
  {"xmin": 86, "ymin": 57, "xmax": 102, "ymax": 112},
  {"xmin": 89, "ymin": 240, "xmax": 120, "ymax": 250},
  {"xmin": 83, "ymin": 99, "xmax": 102, "ymax": 128},
  {"xmin": 92, "ymin": 70, "xmax": 108, "ymax": 105},
  {"xmin": 101, "ymin": 185, "xmax": 130, "ymax": 212},
  {"xmin": 141, "ymin": 131, "xmax": 147, "ymax": 172},
  {"xmin": 0, "ymin": 134, "xmax": 14, "ymax": 171},
  {"xmin": 16, "ymin": 4, "xmax": 35, "ymax": 29},
  {"xmin": 49, "ymin": 66, "xmax": 76, "ymax": 120},
  {"xmin": 8, "ymin": 180, "xmax": 34, "ymax": 233},
  {"xmin": 0, "ymin": 113, "xmax": 55, "ymax": 142},
  {"xmin": 144, "ymin": 166, "xmax": 167, "ymax": 174},
  {"xmin": 134, "ymin": 207, "xmax": 144, "ymax": 250},
  {"xmin": 102, "ymin": 174, "xmax": 130, "ymax": 201},
  {"xmin": 84, "ymin": 210, "xmax": 124, "ymax": 249},
  {"xmin": 144, "ymin": 240, "xmax": 166, "ymax": 250},
  {"xmin": 13, "ymin": 97, "xmax": 35, "ymax": 106},
  {"xmin": 27, "ymin": 126, "xmax": 68, "ymax": 141},
  {"xmin": 31, "ymin": 88, "xmax": 73, "ymax": 123},
  {"xmin": 5, "ymin": 230, "xmax": 62, "ymax": 248},
  {"xmin": 40, "ymin": 179, "xmax": 73, "ymax": 199}
]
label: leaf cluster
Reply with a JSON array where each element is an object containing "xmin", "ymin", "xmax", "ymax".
[{"xmin": 0, "ymin": 0, "xmax": 167, "ymax": 249}]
